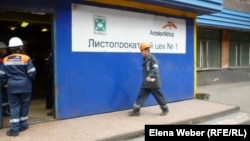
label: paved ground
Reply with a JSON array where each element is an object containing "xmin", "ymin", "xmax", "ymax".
[
  {"xmin": 197, "ymin": 82, "xmax": 250, "ymax": 113},
  {"xmin": 0, "ymin": 81, "xmax": 249, "ymax": 141},
  {"xmin": 126, "ymin": 82, "xmax": 250, "ymax": 141}
]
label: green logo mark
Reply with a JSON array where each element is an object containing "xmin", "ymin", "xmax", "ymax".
[{"xmin": 94, "ymin": 16, "xmax": 106, "ymax": 34}]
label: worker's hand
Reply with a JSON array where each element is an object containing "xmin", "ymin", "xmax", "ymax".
[{"xmin": 145, "ymin": 77, "xmax": 151, "ymax": 82}]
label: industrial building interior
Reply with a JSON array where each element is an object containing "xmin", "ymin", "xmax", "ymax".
[{"xmin": 0, "ymin": 10, "xmax": 55, "ymax": 128}]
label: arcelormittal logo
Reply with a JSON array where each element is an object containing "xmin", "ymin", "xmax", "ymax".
[{"xmin": 163, "ymin": 21, "xmax": 177, "ymax": 29}]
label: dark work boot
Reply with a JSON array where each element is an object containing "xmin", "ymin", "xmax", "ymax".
[
  {"xmin": 128, "ymin": 110, "xmax": 140, "ymax": 116},
  {"xmin": 47, "ymin": 109, "xmax": 54, "ymax": 116},
  {"xmin": 6, "ymin": 130, "xmax": 19, "ymax": 136},
  {"xmin": 19, "ymin": 125, "xmax": 29, "ymax": 132},
  {"xmin": 160, "ymin": 108, "xmax": 169, "ymax": 116}
]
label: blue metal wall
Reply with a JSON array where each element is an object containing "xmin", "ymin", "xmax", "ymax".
[
  {"xmin": 54, "ymin": 1, "xmax": 195, "ymax": 119},
  {"xmin": 197, "ymin": 9, "xmax": 250, "ymax": 31},
  {"xmin": 138, "ymin": 0, "xmax": 223, "ymax": 15}
]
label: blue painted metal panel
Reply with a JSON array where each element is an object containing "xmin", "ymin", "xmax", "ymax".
[
  {"xmin": 54, "ymin": 1, "xmax": 195, "ymax": 118},
  {"xmin": 207, "ymin": 13, "xmax": 249, "ymax": 23},
  {"xmin": 198, "ymin": 15, "xmax": 249, "ymax": 27},
  {"xmin": 77, "ymin": 0, "xmax": 223, "ymax": 15},
  {"xmin": 197, "ymin": 9, "xmax": 250, "ymax": 31},
  {"xmin": 54, "ymin": 2, "xmax": 195, "ymax": 119},
  {"xmin": 174, "ymin": 0, "xmax": 222, "ymax": 5},
  {"xmin": 0, "ymin": 0, "xmax": 222, "ymax": 15},
  {"xmin": 136, "ymin": 0, "xmax": 223, "ymax": 15},
  {"xmin": 172, "ymin": 0, "xmax": 223, "ymax": 10},
  {"xmin": 54, "ymin": 0, "xmax": 72, "ymax": 119},
  {"xmin": 197, "ymin": 18, "xmax": 250, "ymax": 29},
  {"xmin": 56, "ymin": 55, "xmax": 194, "ymax": 119}
]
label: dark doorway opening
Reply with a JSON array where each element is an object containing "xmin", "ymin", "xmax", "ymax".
[{"xmin": 0, "ymin": 10, "xmax": 55, "ymax": 128}]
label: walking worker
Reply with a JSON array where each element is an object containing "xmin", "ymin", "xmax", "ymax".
[
  {"xmin": 0, "ymin": 37, "xmax": 37, "ymax": 136},
  {"xmin": 128, "ymin": 42, "xmax": 169, "ymax": 116},
  {"xmin": 0, "ymin": 41, "xmax": 9, "ymax": 117}
]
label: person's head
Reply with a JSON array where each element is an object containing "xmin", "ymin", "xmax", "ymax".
[
  {"xmin": 8, "ymin": 37, "xmax": 24, "ymax": 53},
  {"xmin": 22, "ymin": 40, "xmax": 28, "ymax": 54},
  {"xmin": 139, "ymin": 42, "xmax": 151, "ymax": 57},
  {"xmin": 0, "ymin": 41, "xmax": 8, "ymax": 56}
]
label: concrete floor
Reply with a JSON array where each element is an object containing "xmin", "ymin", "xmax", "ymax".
[
  {"xmin": 1, "ymin": 98, "xmax": 55, "ymax": 128},
  {"xmin": 0, "ymin": 99, "xmax": 239, "ymax": 141},
  {"xmin": 1, "ymin": 81, "xmax": 250, "ymax": 141},
  {"xmin": 197, "ymin": 82, "xmax": 250, "ymax": 113}
]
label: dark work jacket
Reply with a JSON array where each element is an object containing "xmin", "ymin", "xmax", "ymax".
[
  {"xmin": 0, "ymin": 53, "xmax": 36, "ymax": 94},
  {"xmin": 141, "ymin": 54, "xmax": 161, "ymax": 89},
  {"xmin": 0, "ymin": 57, "xmax": 7, "ymax": 85}
]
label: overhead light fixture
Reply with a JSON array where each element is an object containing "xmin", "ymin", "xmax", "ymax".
[
  {"xmin": 31, "ymin": 12, "xmax": 46, "ymax": 15},
  {"xmin": 10, "ymin": 26, "xmax": 16, "ymax": 31},
  {"xmin": 41, "ymin": 28, "xmax": 48, "ymax": 32},
  {"xmin": 21, "ymin": 21, "xmax": 29, "ymax": 27}
]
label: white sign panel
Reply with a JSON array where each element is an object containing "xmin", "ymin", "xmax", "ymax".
[{"xmin": 72, "ymin": 4, "xmax": 186, "ymax": 54}]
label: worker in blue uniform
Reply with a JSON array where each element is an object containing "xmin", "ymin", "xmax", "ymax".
[
  {"xmin": 0, "ymin": 41, "xmax": 9, "ymax": 117},
  {"xmin": 44, "ymin": 48, "xmax": 54, "ymax": 116},
  {"xmin": 0, "ymin": 37, "xmax": 37, "ymax": 136},
  {"xmin": 128, "ymin": 42, "xmax": 169, "ymax": 116}
]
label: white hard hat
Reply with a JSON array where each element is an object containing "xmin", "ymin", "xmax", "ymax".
[
  {"xmin": 8, "ymin": 37, "xmax": 23, "ymax": 48},
  {"xmin": 0, "ymin": 41, "xmax": 8, "ymax": 48}
]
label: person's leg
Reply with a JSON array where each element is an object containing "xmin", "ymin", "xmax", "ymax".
[
  {"xmin": 47, "ymin": 108, "xmax": 54, "ymax": 116},
  {"xmin": 19, "ymin": 92, "xmax": 31, "ymax": 131},
  {"xmin": 47, "ymin": 74, "xmax": 55, "ymax": 117},
  {"xmin": 2, "ymin": 87, "xmax": 10, "ymax": 116},
  {"xmin": 129, "ymin": 88, "xmax": 150, "ymax": 116},
  {"xmin": 45, "ymin": 74, "xmax": 53, "ymax": 109},
  {"xmin": 47, "ymin": 77, "xmax": 55, "ymax": 116},
  {"xmin": 151, "ymin": 89, "xmax": 169, "ymax": 116},
  {"xmin": 7, "ymin": 93, "xmax": 21, "ymax": 136}
]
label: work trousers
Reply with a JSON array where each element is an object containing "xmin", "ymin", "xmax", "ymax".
[
  {"xmin": 2, "ymin": 86, "xmax": 8, "ymax": 106},
  {"xmin": 133, "ymin": 88, "xmax": 168, "ymax": 112},
  {"xmin": 8, "ymin": 92, "xmax": 31, "ymax": 133},
  {"xmin": 2, "ymin": 86, "xmax": 9, "ymax": 116},
  {"xmin": 46, "ymin": 73, "xmax": 53, "ymax": 109}
]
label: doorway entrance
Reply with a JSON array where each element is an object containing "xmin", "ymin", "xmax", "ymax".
[{"xmin": 0, "ymin": 10, "xmax": 55, "ymax": 128}]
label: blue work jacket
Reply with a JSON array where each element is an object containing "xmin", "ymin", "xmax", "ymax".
[
  {"xmin": 141, "ymin": 54, "xmax": 161, "ymax": 89},
  {"xmin": 0, "ymin": 53, "xmax": 36, "ymax": 94}
]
